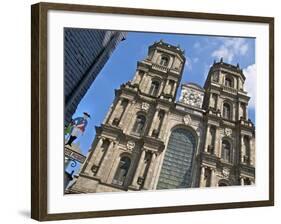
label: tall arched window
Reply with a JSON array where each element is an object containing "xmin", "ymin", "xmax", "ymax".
[
  {"xmin": 160, "ymin": 56, "xmax": 169, "ymax": 66},
  {"xmin": 225, "ymin": 76, "xmax": 233, "ymax": 87},
  {"xmin": 132, "ymin": 114, "xmax": 146, "ymax": 134},
  {"xmin": 221, "ymin": 140, "xmax": 231, "ymax": 162},
  {"xmin": 223, "ymin": 103, "xmax": 231, "ymax": 120},
  {"xmin": 112, "ymin": 156, "xmax": 131, "ymax": 186},
  {"xmin": 149, "ymin": 80, "xmax": 160, "ymax": 96},
  {"xmin": 157, "ymin": 128, "xmax": 196, "ymax": 189}
]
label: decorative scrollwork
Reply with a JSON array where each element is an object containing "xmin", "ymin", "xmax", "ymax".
[{"xmin": 69, "ymin": 159, "xmax": 77, "ymax": 168}]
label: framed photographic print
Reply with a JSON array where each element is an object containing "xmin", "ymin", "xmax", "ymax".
[{"xmin": 31, "ymin": 2, "xmax": 274, "ymax": 221}]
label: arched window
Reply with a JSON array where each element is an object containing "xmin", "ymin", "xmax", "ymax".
[
  {"xmin": 157, "ymin": 128, "xmax": 196, "ymax": 189},
  {"xmin": 221, "ymin": 140, "xmax": 231, "ymax": 162},
  {"xmin": 149, "ymin": 80, "xmax": 160, "ymax": 96},
  {"xmin": 225, "ymin": 76, "xmax": 233, "ymax": 87},
  {"xmin": 160, "ymin": 56, "xmax": 169, "ymax": 66},
  {"xmin": 112, "ymin": 156, "xmax": 131, "ymax": 186},
  {"xmin": 132, "ymin": 114, "xmax": 146, "ymax": 134},
  {"xmin": 223, "ymin": 103, "xmax": 231, "ymax": 120}
]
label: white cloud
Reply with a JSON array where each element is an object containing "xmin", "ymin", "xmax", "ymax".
[
  {"xmin": 211, "ymin": 38, "xmax": 249, "ymax": 63},
  {"xmin": 193, "ymin": 57, "xmax": 199, "ymax": 63},
  {"xmin": 243, "ymin": 64, "xmax": 256, "ymax": 109},
  {"xmin": 193, "ymin": 42, "xmax": 201, "ymax": 49},
  {"xmin": 185, "ymin": 56, "xmax": 192, "ymax": 71}
]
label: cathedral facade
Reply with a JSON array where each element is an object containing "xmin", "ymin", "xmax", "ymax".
[{"xmin": 68, "ymin": 40, "xmax": 255, "ymax": 193}]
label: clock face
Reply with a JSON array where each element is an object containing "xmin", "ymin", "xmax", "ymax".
[{"xmin": 180, "ymin": 88, "xmax": 203, "ymax": 108}]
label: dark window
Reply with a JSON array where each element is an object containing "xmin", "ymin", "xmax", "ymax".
[
  {"xmin": 157, "ymin": 128, "xmax": 196, "ymax": 189},
  {"xmin": 149, "ymin": 81, "xmax": 160, "ymax": 96},
  {"xmin": 132, "ymin": 115, "xmax": 146, "ymax": 134},
  {"xmin": 225, "ymin": 76, "xmax": 233, "ymax": 87},
  {"xmin": 160, "ymin": 56, "xmax": 169, "ymax": 66},
  {"xmin": 212, "ymin": 73, "xmax": 219, "ymax": 82},
  {"xmin": 222, "ymin": 140, "xmax": 231, "ymax": 162},
  {"xmin": 223, "ymin": 103, "xmax": 231, "ymax": 120},
  {"xmin": 112, "ymin": 156, "xmax": 131, "ymax": 186}
]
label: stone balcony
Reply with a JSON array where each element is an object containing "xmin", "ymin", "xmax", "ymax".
[
  {"xmin": 239, "ymin": 118, "xmax": 254, "ymax": 128},
  {"xmin": 151, "ymin": 63, "xmax": 168, "ymax": 72},
  {"xmin": 222, "ymin": 85, "xmax": 238, "ymax": 94}
]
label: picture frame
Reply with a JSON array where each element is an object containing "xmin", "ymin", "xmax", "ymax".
[{"xmin": 31, "ymin": 2, "xmax": 274, "ymax": 221}]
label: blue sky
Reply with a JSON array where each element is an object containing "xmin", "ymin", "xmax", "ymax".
[{"xmin": 66, "ymin": 31, "xmax": 255, "ymax": 172}]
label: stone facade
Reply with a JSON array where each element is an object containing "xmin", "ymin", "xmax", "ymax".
[{"xmin": 68, "ymin": 40, "xmax": 255, "ymax": 193}]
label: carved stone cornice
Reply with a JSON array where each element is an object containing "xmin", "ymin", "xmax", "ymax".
[
  {"xmin": 238, "ymin": 163, "xmax": 255, "ymax": 177},
  {"xmin": 199, "ymin": 152, "xmax": 219, "ymax": 167}
]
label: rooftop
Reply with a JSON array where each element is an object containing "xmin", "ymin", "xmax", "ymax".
[{"xmin": 149, "ymin": 39, "xmax": 186, "ymax": 57}]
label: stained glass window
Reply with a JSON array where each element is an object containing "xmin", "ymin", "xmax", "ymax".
[{"xmin": 157, "ymin": 128, "xmax": 196, "ymax": 189}]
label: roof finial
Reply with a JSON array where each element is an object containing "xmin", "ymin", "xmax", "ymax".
[
  {"xmin": 220, "ymin": 57, "xmax": 223, "ymax": 63},
  {"xmin": 237, "ymin": 63, "xmax": 240, "ymax": 68}
]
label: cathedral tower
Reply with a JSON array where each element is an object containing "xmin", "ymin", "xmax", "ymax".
[{"xmin": 201, "ymin": 58, "xmax": 255, "ymax": 187}]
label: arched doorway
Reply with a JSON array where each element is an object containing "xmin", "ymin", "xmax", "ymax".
[{"xmin": 157, "ymin": 128, "xmax": 197, "ymax": 189}]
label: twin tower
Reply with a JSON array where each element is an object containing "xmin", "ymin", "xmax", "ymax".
[{"xmin": 68, "ymin": 40, "xmax": 255, "ymax": 193}]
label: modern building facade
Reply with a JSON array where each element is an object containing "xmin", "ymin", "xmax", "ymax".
[
  {"xmin": 64, "ymin": 28, "xmax": 127, "ymax": 124},
  {"xmin": 67, "ymin": 40, "xmax": 255, "ymax": 193}
]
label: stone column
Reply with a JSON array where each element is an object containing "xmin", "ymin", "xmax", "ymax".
[
  {"xmin": 204, "ymin": 125, "xmax": 210, "ymax": 152},
  {"xmin": 249, "ymin": 137, "xmax": 254, "ymax": 166},
  {"xmin": 130, "ymin": 149, "xmax": 146, "ymax": 188},
  {"xmin": 91, "ymin": 137, "xmax": 105, "ymax": 166},
  {"xmin": 210, "ymin": 168, "xmax": 216, "ymax": 187},
  {"xmin": 139, "ymin": 73, "xmax": 147, "ymax": 91},
  {"xmin": 143, "ymin": 152, "xmax": 157, "ymax": 190},
  {"xmin": 238, "ymin": 101, "xmax": 241, "ymax": 120},
  {"xmin": 240, "ymin": 134, "xmax": 244, "ymax": 163},
  {"xmin": 159, "ymin": 112, "xmax": 168, "ymax": 140},
  {"xmin": 132, "ymin": 70, "xmax": 141, "ymax": 85},
  {"xmin": 245, "ymin": 104, "xmax": 248, "ymax": 120},
  {"xmin": 210, "ymin": 93, "xmax": 215, "ymax": 108},
  {"xmin": 149, "ymin": 153, "xmax": 162, "ymax": 190},
  {"xmin": 123, "ymin": 101, "xmax": 135, "ymax": 133},
  {"xmin": 149, "ymin": 109, "xmax": 159, "ymax": 136},
  {"xmin": 108, "ymin": 99, "xmax": 122, "ymax": 124},
  {"xmin": 164, "ymin": 80, "xmax": 172, "ymax": 95},
  {"xmin": 214, "ymin": 127, "xmax": 219, "ymax": 156},
  {"xmin": 240, "ymin": 177, "xmax": 244, "ymax": 186},
  {"xmin": 200, "ymin": 166, "xmax": 206, "ymax": 187},
  {"xmin": 118, "ymin": 100, "xmax": 132, "ymax": 128},
  {"xmin": 96, "ymin": 140, "xmax": 115, "ymax": 181},
  {"xmin": 171, "ymin": 81, "xmax": 177, "ymax": 96},
  {"xmin": 82, "ymin": 137, "xmax": 104, "ymax": 174}
]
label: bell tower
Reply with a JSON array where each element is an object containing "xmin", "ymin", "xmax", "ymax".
[
  {"xmin": 131, "ymin": 40, "xmax": 185, "ymax": 101},
  {"xmin": 200, "ymin": 58, "xmax": 255, "ymax": 187}
]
